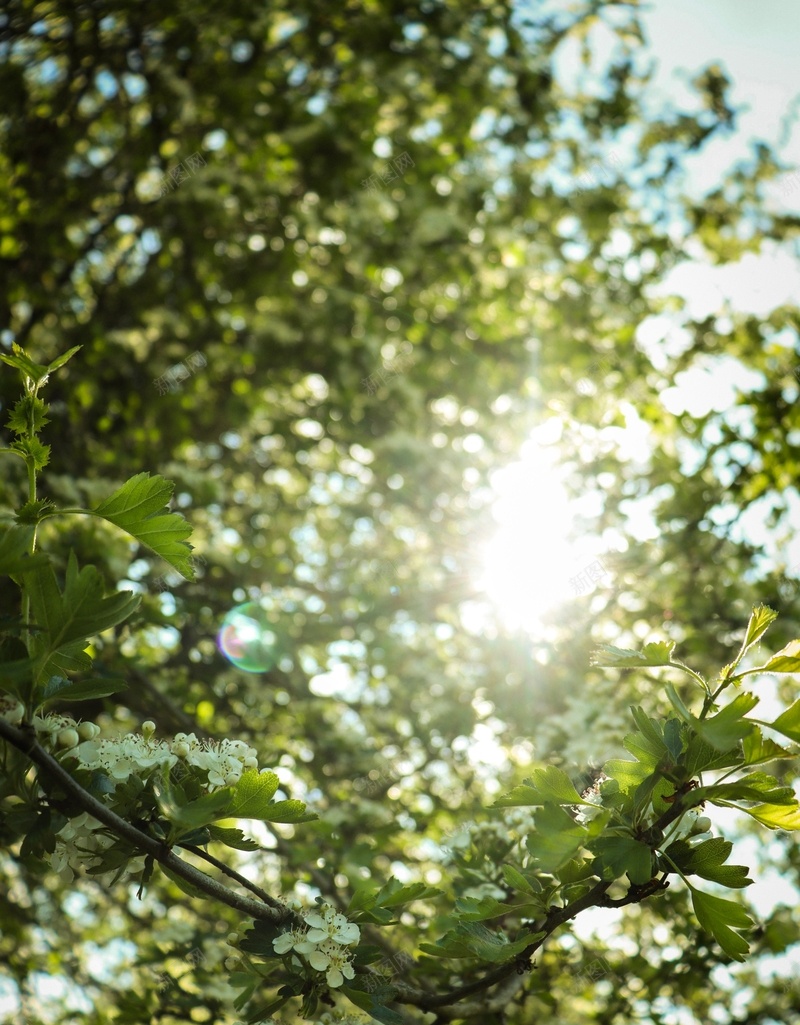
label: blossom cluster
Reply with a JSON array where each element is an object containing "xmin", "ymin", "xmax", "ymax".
[
  {"xmin": 1, "ymin": 712, "xmax": 267, "ymax": 884},
  {"xmin": 24, "ymin": 714, "xmax": 260, "ymax": 792},
  {"xmin": 50, "ymin": 811, "xmax": 147, "ymax": 885},
  {"xmin": 272, "ymin": 904, "xmax": 360, "ymax": 988}
]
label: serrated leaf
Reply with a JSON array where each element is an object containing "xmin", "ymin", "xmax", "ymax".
[
  {"xmin": 46, "ymin": 345, "xmax": 81, "ymax": 374},
  {"xmin": 589, "ymin": 835, "xmax": 654, "ymax": 885},
  {"xmin": 419, "ymin": 921, "xmax": 541, "ymax": 963},
  {"xmin": 742, "ymin": 604, "xmax": 778, "ymax": 652},
  {"xmin": 0, "ymin": 344, "xmax": 50, "ymax": 385},
  {"xmin": 760, "ymin": 640, "xmax": 800, "ymax": 674},
  {"xmin": 341, "ymin": 986, "xmax": 405, "ymax": 1025},
  {"xmin": 493, "ymin": 766, "xmax": 588, "ymax": 807},
  {"xmin": 690, "ymin": 887, "xmax": 752, "ymax": 961},
  {"xmin": 93, "ymin": 473, "xmax": 195, "ymax": 577},
  {"xmin": 239, "ymin": 919, "xmax": 285, "ymax": 958},
  {"xmin": 622, "ymin": 715, "xmax": 683, "ymax": 777},
  {"xmin": 11, "ymin": 437, "xmax": 50, "ymax": 471},
  {"xmin": 742, "ymin": 728, "xmax": 791, "ymax": 765},
  {"xmin": 165, "ymin": 788, "xmax": 234, "ymax": 830},
  {"xmin": 374, "ymin": 879, "xmax": 441, "ymax": 908},
  {"xmin": 699, "ymin": 693, "xmax": 758, "ymax": 751},
  {"xmin": 23, "ymin": 555, "xmax": 140, "ymax": 690},
  {"xmin": 501, "ymin": 863, "xmax": 543, "ymax": 896},
  {"xmin": 0, "ymin": 526, "xmax": 49, "ymax": 576},
  {"xmin": 526, "ymin": 803, "xmax": 589, "ymax": 872},
  {"xmin": 5, "ymin": 395, "xmax": 49, "ymax": 436},
  {"xmin": 257, "ymin": 799, "xmax": 316, "ymax": 823},
  {"xmin": 603, "ymin": 757, "xmax": 651, "ymax": 795},
  {"xmin": 768, "ymin": 698, "xmax": 800, "ymax": 743},
  {"xmin": 739, "ymin": 802, "xmax": 800, "ymax": 830},
  {"xmin": 704, "ymin": 772, "xmax": 795, "ymax": 806},
  {"xmin": 454, "ymin": 895, "xmax": 512, "ymax": 921},
  {"xmin": 39, "ymin": 673, "xmax": 127, "ymax": 703},
  {"xmin": 590, "ymin": 640, "xmax": 675, "ymax": 668},
  {"xmin": 666, "ymin": 685, "xmax": 757, "ymax": 752},
  {"xmin": 229, "ymin": 769, "xmax": 280, "ymax": 818},
  {"xmin": 206, "ymin": 824, "xmax": 261, "ymax": 850},
  {"xmin": 666, "ymin": 837, "xmax": 753, "ymax": 888}
]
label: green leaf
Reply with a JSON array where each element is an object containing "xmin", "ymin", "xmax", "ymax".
[
  {"xmin": 239, "ymin": 919, "xmax": 285, "ymax": 958},
  {"xmin": 5, "ymin": 395, "xmax": 49, "ymax": 436},
  {"xmin": 11, "ymin": 437, "xmax": 50, "ymax": 471},
  {"xmin": 164, "ymin": 787, "xmax": 234, "ymax": 830},
  {"xmin": 625, "ymin": 708, "xmax": 683, "ymax": 766},
  {"xmin": 23, "ymin": 555, "xmax": 140, "ymax": 690},
  {"xmin": 419, "ymin": 922, "xmax": 542, "ymax": 963},
  {"xmin": 766, "ymin": 697, "xmax": 800, "ymax": 744},
  {"xmin": 493, "ymin": 766, "xmax": 589, "ymax": 807},
  {"xmin": 206, "ymin": 824, "xmax": 261, "ymax": 850},
  {"xmin": 760, "ymin": 640, "xmax": 800, "ymax": 674},
  {"xmin": 256, "ymin": 799, "xmax": 316, "ymax": 824},
  {"xmin": 698, "ymin": 693, "xmax": 759, "ymax": 751},
  {"xmin": 0, "ymin": 526, "xmax": 49, "ymax": 576},
  {"xmin": 525, "ymin": 803, "xmax": 589, "ymax": 872},
  {"xmin": 603, "ymin": 757, "xmax": 651, "ymax": 795},
  {"xmin": 742, "ymin": 728, "xmax": 791, "ymax": 765},
  {"xmin": 665, "ymin": 837, "xmax": 753, "ymax": 888},
  {"xmin": 589, "ymin": 835, "xmax": 654, "ymax": 885},
  {"xmin": 738, "ymin": 803, "xmax": 800, "ymax": 830},
  {"xmin": 39, "ymin": 673, "xmax": 127, "ymax": 703},
  {"xmin": 590, "ymin": 640, "xmax": 675, "ymax": 668},
  {"xmin": 93, "ymin": 473, "xmax": 195, "ymax": 577},
  {"xmin": 704, "ymin": 772, "xmax": 795, "ymax": 806},
  {"xmin": 0, "ymin": 343, "xmax": 50, "ymax": 386},
  {"xmin": 666, "ymin": 685, "xmax": 757, "ymax": 752},
  {"xmin": 341, "ymin": 986, "xmax": 405, "ymax": 1025},
  {"xmin": 454, "ymin": 895, "xmax": 513, "ymax": 921},
  {"xmin": 501, "ymin": 863, "xmax": 543, "ymax": 896},
  {"xmin": 690, "ymin": 887, "xmax": 753, "ymax": 961},
  {"xmin": 742, "ymin": 604, "xmax": 779, "ymax": 653},
  {"xmin": 46, "ymin": 345, "xmax": 81, "ymax": 374},
  {"xmin": 229, "ymin": 769, "xmax": 279, "ymax": 817},
  {"xmin": 374, "ymin": 879, "xmax": 442, "ymax": 908}
]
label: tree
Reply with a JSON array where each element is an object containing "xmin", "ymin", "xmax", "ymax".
[{"xmin": 1, "ymin": 2, "xmax": 799, "ymax": 1023}]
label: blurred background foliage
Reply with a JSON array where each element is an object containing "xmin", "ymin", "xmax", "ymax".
[{"xmin": 1, "ymin": 0, "xmax": 800, "ymax": 1022}]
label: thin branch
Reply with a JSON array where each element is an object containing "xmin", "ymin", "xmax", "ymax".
[{"xmin": 180, "ymin": 843, "xmax": 287, "ymax": 913}]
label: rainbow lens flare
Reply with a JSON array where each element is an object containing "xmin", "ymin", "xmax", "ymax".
[{"xmin": 217, "ymin": 602, "xmax": 281, "ymax": 672}]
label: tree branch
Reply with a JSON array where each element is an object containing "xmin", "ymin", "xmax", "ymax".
[{"xmin": 0, "ymin": 718, "xmax": 291, "ymax": 925}]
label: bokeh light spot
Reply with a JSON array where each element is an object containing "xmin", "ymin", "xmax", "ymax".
[{"xmin": 217, "ymin": 602, "xmax": 282, "ymax": 672}]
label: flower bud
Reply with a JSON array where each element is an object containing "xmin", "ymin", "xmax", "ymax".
[
  {"xmin": 693, "ymin": 816, "xmax": 711, "ymax": 834},
  {"xmin": 227, "ymin": 932, "xmax": 239, "ymax": 946},
  {"xmin": 142, "ymin": 720, "xmax": 156, "ymax": 739},
  {"xmin": 1, "ymin": 699, "xmax": 25, "ymax": 725},
  {"xmin": 57, "ymin": 728, "xmax": 80, "ymax": 749},
  {"xmin": 173, "ymin": 741, "xmax": 190, "ymax": 758},
  {"xmin": 77, "ymin": 721, "xmax": 99, "ymax": 741}
]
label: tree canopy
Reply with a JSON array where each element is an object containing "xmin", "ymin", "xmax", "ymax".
[{"xmin": 1, "ymin": 2, "xmax": 800, "ymax": 1024}]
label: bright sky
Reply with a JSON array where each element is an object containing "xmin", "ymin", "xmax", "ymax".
[{"xmin": 478, "ymin": 0, "xmax": 800, "ymax": 637}]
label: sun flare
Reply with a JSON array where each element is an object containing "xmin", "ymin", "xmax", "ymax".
[{"xmin": 476, "ymin": 432, "xmax": 583, "ymax": 633}]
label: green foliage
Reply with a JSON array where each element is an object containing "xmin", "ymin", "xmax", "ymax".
[
  {"xmin": 2, "ymin": 0, "xmax": 800, "ymax": 1018},
  {"xmin": 92, "ymin": 473, "xmax": 196, "ymax": 578}
]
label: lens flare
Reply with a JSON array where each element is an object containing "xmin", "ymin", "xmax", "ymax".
[{"xmin": 217, "ymin": 602, "xmax": 281, "ymax": 672}]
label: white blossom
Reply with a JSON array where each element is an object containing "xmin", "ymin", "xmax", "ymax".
[
  {"xmin": 272, "ymin": 904, "xmax": 361, "ymax": 988},
  {"xmin": 308, "ymin": 939, "xmax": 356, "ymax": 988},
  {"xmin": 305, "ymin": 907, "xmax": 360, "ymax": 946}
]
